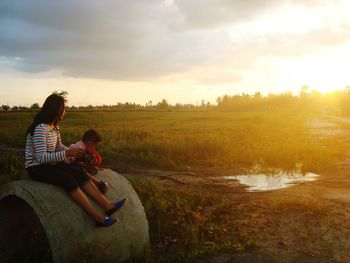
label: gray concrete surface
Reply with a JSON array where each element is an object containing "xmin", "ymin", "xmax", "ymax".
[{"xmin": 0, "ymin": 168, "xmax": 149, "ymax": 263}]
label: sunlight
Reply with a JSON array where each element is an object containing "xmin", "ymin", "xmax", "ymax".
[{"xmin": 263, "ymin": 43, "xmax": 350, "ymax": 93}]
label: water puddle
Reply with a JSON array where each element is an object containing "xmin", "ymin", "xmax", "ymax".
[{"xmin": 224, "ymin": 171, "xmax": 319, "ymax": 192}]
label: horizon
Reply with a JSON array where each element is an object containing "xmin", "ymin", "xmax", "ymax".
[
  {"xmin": 1, "ymin": 0, "xmax": 350, "ymax": 106},
  {"xmin": 1, "ymin": 87, "xmax": 349, "ymax": 108}
]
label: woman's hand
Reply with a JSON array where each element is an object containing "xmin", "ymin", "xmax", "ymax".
[{"xmin": 65, "ymin": 148, "xmax": 84, "ymax": 158}]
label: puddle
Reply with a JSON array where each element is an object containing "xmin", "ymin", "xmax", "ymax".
[{"xmin": 224, "ymin": 172, "xmax": 319, "ymax": 192}]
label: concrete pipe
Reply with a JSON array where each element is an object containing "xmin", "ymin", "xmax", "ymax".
[{"xmin": 0, "ymin": 169, "xmax": 149, "ymax": 263}]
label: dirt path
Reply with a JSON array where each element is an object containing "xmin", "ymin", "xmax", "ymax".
[{"xmin": 307, "ymin": 115, "xmax": 350, "ymax": 203}]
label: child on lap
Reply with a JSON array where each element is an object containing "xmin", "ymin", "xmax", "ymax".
[{"xmin": 65, "ymin": 129, "xmax": 108, "ymax": 194}]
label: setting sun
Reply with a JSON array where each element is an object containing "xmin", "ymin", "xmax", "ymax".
[{"xmin": 264, "ymin": 43, "xmax": 350, "ymax": 94}]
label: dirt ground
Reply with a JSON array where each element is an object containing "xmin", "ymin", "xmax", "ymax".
[{"xmin": 116, "ymin": 115, "xmax": 350, "ymax": 263}]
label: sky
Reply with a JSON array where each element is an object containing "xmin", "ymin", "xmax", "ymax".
[{"xmin": 1, "ymin": 0, "xmax": 350, "ymax": 106}]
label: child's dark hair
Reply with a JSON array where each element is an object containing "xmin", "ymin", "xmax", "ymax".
[{"xmin": 82, "ymin": 129, "xmax": 101, "ymax": 143}]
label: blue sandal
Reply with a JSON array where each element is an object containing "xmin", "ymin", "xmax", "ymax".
[
  {"xmin": 95, "ymin": 217, "xmax": 117, "ymax": 227},
  {"xmin": 106, "ymin": 198, "xmax": 128, "ymax": 217}
]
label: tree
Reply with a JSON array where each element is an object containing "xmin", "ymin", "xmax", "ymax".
[
  {"xmin": 30, "ymin": 103, "xmax": 40, "ymax": 110},
  {"xmin": 19, "ymin": 106, "xmax": 28, "ymax": 111},
  {"xmin": 299, "ymin": 85, "xmax": 310, "ymax": 98},
  {"xmin": 157, "ymin": 99, "xmax": 169, "ymax": 110},
  {"xmin": 254, "ymin": 92, "xmax": 262, "ymax": 99},
  {"xmin": 1, "ymin": 105, "xmax": 10, "ymax": 112},
  {"xmin": 206, "ymin": 101, "xmax": 212, "ymax": 110}
]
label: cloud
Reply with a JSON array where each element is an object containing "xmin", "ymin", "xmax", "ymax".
[
  {"xmin": 250, "ymin": 25, "xmax": 350, "ymax": 58},
  {"xmin": 0, "ymin": 0, "xmax": 348, "ymax": 82},
  {"xmin": 172, "ymin": 0, "xmax": 282, "ymax": 30},
  {"xmin": 171, "ymin": 0, "xmax": 338, "ymax": 30},
  {"xmin": 0, "ymin": 0, "xmax": 187, "ymax": 79},
  {"xmin": 209, "ymin": 24, "xmax": 350, "ymax": 76}
]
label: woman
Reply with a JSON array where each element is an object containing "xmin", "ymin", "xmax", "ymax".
[{"xmin": 25, "ymin": 94, "xmax": 127, "ymax": 227}]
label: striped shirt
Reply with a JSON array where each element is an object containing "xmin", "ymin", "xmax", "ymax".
[{"xmin": 25, "ymin": 123, "xmax": 68, "ymax": 168}]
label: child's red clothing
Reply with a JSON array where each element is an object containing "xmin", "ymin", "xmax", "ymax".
[
  {"xmin": 64, "ymin": 140, "xmax": 102, "ymax": 166},
  {"xmin": 86, "ymin": 147, "xmax": 102, "ymax": 166}
]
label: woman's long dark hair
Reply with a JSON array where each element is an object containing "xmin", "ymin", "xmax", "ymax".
[{"xmin": 27, "ymin": 94, "xmax": 65, "ymax": 135}]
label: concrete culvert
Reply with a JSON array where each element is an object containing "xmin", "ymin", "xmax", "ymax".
[{"xmin": 0, "ymin": 169, "xmax": 150, "ymax": 263}]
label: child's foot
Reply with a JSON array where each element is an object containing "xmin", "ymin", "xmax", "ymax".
[
  {"xmin": 106, "ymin": 198, "xmax": 128, "ymax": 217},
  {"xmin": 97, "ymin": 181, "xmax": 109, "ymax": 194},
  {"xmin": 95, "ymin": 217, "xmax": 117, "ymax": 227}
]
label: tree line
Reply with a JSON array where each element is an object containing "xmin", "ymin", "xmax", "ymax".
[
  {"xmin": 2, "ymin": 87, "xmax": 350, "ymax": 113},
  {"xmin": 1, "ymin": 99, "xmax": 214, "ymax": 112}
]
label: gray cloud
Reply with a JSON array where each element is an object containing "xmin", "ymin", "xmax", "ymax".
[
  {"xmin": 0, "ymin": 0, "xmax": 347, "ymax": 81},
  {"xmin": 171, "ymin": 0, "xmax": 338, "ymax": 30},
  {"xmin": 172, "ymin": 0, "xmax": 282, "ymax": 30},
  {"xmin": 0, "ymin": 0, "xmax": 187, "ymax": 79},
  {"xmin": 245, "ymin": 25, "xmax": 350, "ymax": 59}
]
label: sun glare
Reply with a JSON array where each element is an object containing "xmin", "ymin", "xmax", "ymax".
[{"xmin": 251, "ymin": 41, "xmax": 350, "ymax": 94}]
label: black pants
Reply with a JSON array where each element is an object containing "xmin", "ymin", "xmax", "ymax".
[{"xmin": 27, "ymin": 162, "xmax": 90, "ymax": 194}]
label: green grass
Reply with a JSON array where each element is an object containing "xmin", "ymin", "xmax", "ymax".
[{"xmin": 0, "ymin": 110, "xmax": 344, "ymax": 173}]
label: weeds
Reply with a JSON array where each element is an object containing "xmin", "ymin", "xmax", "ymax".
[
  {"xmin": 127, "ymin": 176, "xmax": 261, "ymax": 262},
  {"xmin": 0, "ymin": 151, "xmax": 27, "ymax": 185}
]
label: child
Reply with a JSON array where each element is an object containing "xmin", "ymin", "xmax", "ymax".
[{"xmin": 65, "ymin": 129, "xmax": 109, "ymax": 194}]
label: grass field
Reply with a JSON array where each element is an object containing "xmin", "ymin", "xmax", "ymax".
[
  {"xmin": 0, "ymin": 110, "xmax": 349, "ymax": 262},
  {"xmin": 0, "ymin": 110, "xmax": 344, "ymax": 173}
]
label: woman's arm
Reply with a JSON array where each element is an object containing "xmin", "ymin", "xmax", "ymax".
[
  {"xmin": 55, "ymin": 127, "xmax": 68, "ymax": 151},
  {"xmin": 33, "ymin": 125, "xmax": 66, "ymax": 164}
]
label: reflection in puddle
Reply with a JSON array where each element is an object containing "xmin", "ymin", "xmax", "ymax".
[{"xmin": 225, "ymin": 172, "xmax": 319, "ymax": 192}]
